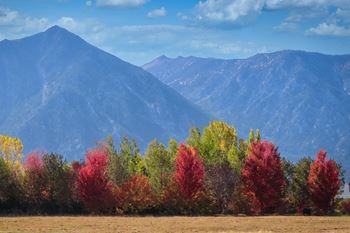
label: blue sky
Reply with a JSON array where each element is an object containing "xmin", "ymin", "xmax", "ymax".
[{"xmin": 0, "ymin": 0, "xmax": 350, "ymax": 65}]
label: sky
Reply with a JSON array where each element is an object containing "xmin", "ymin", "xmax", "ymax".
[{"xmin": 0, "ymin": 0, "xmax": 350, "ymax": 65}]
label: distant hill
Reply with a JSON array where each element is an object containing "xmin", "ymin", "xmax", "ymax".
[
  {"xmin": 143, "ymin": 51, "xmax": 350, "ymax": 179},
  {"xmin": 0, "ymin": 26, "xmax": 211, "ymax": 160}
]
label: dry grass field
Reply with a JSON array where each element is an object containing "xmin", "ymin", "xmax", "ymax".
[{"xmin": 0, "ymin": 216, "xmax": 349, "ymax": 233}]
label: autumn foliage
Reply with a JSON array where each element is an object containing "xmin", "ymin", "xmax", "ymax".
[
  {"xmin": 161, "ymin": 144, "xmax": 206, "ymax": 213},
  {"xmin": 0, "ymin": 123, "xmax": 346, "ymax": 215},
  {"xmin": 25, "ymin": 151, "xmax": 44, "ymax": 171},
  {"xmin": 76, "ymin": 148, "xmax": 114, "ymax": 212},
  {"xmin": 308, "ymin": 150, "xmax": 341, "ymax": 212},
  {"xmin": 242, "ymin": 141, "xmax": 285, "ymax": 213},
  {"xmin": 114, "ymin": 175, "xmax": 155, "ymax": 214},
  {"xmin": 24, "ymin": 151, "xmax": 46, "ymax": 208},
  {"xmin": 175, "ymin": 144, "xmax": 204, "ymax": 200},
  {"xmin": 0, "ymin": 135, "xmax": 23, "ymax": 172}
]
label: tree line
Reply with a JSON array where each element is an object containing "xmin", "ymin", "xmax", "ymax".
[{"xmin": 0, "ymin": 121, "xmax": 349, "ymax": 215}]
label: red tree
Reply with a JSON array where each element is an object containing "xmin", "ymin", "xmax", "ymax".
[
  {"xmin": 76, "ymin": 148, "xmax": 114, "ymax": 212},
  {"xmin": 25, "ymin": 152, "xmax": 44, "ymax": 171},
  {"xmin": 24, "ymin": 151, "xmax": 46, "ymax": 207},
  {"xmin": 242, "ymin": 141, "xmax": 285, "ymax": 213},
  {"xmin": 308, "ymin": 149, "xmax": 341, "ymax": 212},
  {"xmin": 114, "ymin": 175, "xmax": 155, "ymax": 214},
  {"xmin": 175, "ymin": 144, "xmax": 204, "ymax": 200}
]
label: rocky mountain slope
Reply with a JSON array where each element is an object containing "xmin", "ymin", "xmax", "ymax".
[
  {"xmin": 0, "ymin": 26, "xmax": 211, "ymax": 160},
  {"xmin": 144, "ymin": 51, "xmax": 350, "ymax": 178}
]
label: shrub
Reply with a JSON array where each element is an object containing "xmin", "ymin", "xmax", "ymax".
[
  {"xmin": 114, "ymin": 175, "xmax": 155, "ymax": 214},
  {"xmin": 341, "ymin": 199, "xmax": 350, "ymax": 214}
]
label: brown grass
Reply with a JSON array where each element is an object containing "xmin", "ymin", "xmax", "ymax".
[{"xmin": 0, "ymin": 216, "xmax": 349, "ymax": 233}]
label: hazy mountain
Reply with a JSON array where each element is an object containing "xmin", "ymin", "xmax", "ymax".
[
  {"xmin": 143, "ymin": 51, "xmax": 350, "ymax": 179},
  {"xmin": 0, "ymin": 26, "xmax": 211, "ymax": 160}
]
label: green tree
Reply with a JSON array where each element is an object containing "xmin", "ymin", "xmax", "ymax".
[
  {"xmin": 190, "ymin": 121, "xmax": 239, "ymax": 167},
  {"xmin": 106, "ymin": 135, "xmax": 143, "ymax": 186},
  {"xmin": 248, "ymin": 129, "xmax": 261, "ymax": 151},
  {"xmin": 145, "ymin": 140, "xmax": 173, "ymax": 195},
  {"xmin": 186, "ymin": 128, "xmax": 202, "ymax": 152},
  {"xmin": 290, "ymin": 157, "xmax": 313, "ymax": 213},
  {"xmin": 238, "ymin": 139, "xmax": 249, "ymax": 160},
  {"xmin": 281, "ymin": 158, "xmax": 296, "ymax": 213},
  {"xmin": 119, "ymin": 136, "xmax": 143, "ymax": 175},
  {"xmin": 167, "ymin": 138, "xmax": 178, "ymax": 162},
  {"xmin": 42, "ymin": 153, "xmax": 72, "ymax": 213},
  {"xmin": 256, "ymin": 129, "xmax": 261, "ymax": 142},
  {"xmin": 249, "ymin": 129, "xmax": 255, "ymax": 144},
  {"xmin": 104, "ymin": 135, "xmax": 126, "ymax": 185}
]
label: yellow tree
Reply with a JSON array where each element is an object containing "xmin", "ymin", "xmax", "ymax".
[
  {"xmin": 199, "ymin": 121, "xmax": 239, "ymax": 167},
  {"xmin": 0, "ymin": 135, "xmax": 24, "ymax": 173}
]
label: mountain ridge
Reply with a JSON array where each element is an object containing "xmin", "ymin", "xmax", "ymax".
[
  {"xmin": 0, "ymin": 25, "xmax": 211, "ymax": 160},
  {"xmin": 147, "ymin": 49, "xmax": 350, "ymax": 63},
  {"xmin": 143, "ymin": 50, "xmax": 350, "ymax": 179}
]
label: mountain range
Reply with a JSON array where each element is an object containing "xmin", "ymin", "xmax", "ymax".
[
  {"xmin": 0, "ymin": 26, "xmax": 210, "ymax": 160},
  {"xmin": 1, "ymin": 26, "xmax": 349, "ymax": 179},
  {"xmin": 143, "ymin": 51, "xmax": 350, "ymax": 179}
]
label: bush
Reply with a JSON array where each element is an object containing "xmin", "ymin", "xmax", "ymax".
[
  {"xmin": 114, "ymin": 175, "xmax": 155, "ymax": 214},
  {"xmin": 341, "ymin": 199, "xmax": 350, "ymax": 215}
]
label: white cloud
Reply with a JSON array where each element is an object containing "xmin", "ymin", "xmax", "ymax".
[
  {"xmin": 274, "ymin": 21, "xmax": 298, "ymax": 32},
  {"xmin": 0, "ymin": 6, "xmax": 105, "ymax": 43},
  {"xmin": 97, "ymin": 24, "xmax": 271, "ymax": 64},
  {"xmin": 86, "ymin": 0, "xmax": 92, "ymax": 7},
  {"xmin": 0, "ymin": 7, "xmax": 18, "ymax": 25},
  {"xmin": 177, "ymin": 12, "xmax": 189, "ymax": 20},
  {"xmin": 0, "ymin": 6, "xmax": 50, "ymax": 37},
  {"xmin": 96, "ymin": 0, "xmax": 148, "ymax": 8},
  {"xmin": 265, "ymin": 0, "xmax": 349, "ymax": 10},
  {"xmin": 55, "ymin": 17, "xmax": 105, "ymax": 39},
  {"xmin": 147, "ymin": 7, "xmax": 166, "ymax": 18},
  {"xmin": 306, "ymin": 23, "xmax": 350, "ymax": 36},
  {"xmin": 193, "ymin": 0, "xmax": 350, "ymax": 27},
  {"xmin": 57, "ymin": 17, "xmax": 79, "ymax": 31},
  {"xmin": 273, "ymin": 8, "xmax": 327, "ymax": 32},
  {"xmin": 333, "ymin": 8, "xmax": 350, "ymax": 24},
  {"xmin": 118, "ymin": 24, "xmax": 187, "ymax": 32},
  {"xmin": 189, "ymin": 40, "xmax": 256, "ymax": 54},
  {"xmin": 21, "ymin": 17, "xmax": 49, "ymax": 32},
  {"xmin": 195, "ymin": 0, "xmax": 265, "ymax": 25},
  {"xmin": 0, "ymin": 6, "xmax": 271, "ymax": 65},
  {"xmin": 336, "ymin": 8, "xmax": 350, "ymax": 20}
]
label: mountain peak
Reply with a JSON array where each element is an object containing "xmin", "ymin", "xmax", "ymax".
[
  {"xmin": 156, "ymin": 55, "xmax": 169, "ymax": 60},
  {"xmin": 45, "ymin": 25, "xmax": 70, "ymax": 34},
  {"xmin": 42, "ymin": 25, "xmax": 82, "ymax": 41},
  {"xmin": 0, "ymin": 25, "xmax": 79, "ymax": 46},
  {"xmin": 35, "ymin": 25, "xmax": 88, "ymax": 47}
]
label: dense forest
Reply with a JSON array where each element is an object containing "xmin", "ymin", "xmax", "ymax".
[{"xmin": 0, "ymin": 121, "xmax": 349, "ymax": 215}]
